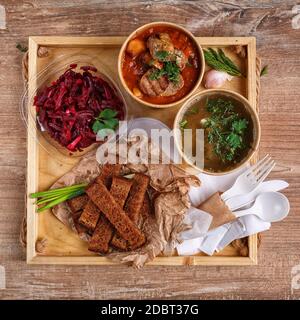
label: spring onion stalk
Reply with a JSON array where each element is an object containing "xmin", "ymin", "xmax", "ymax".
[
  {"xmin": 34, "ymin": 188, "xmax": 86, "ymax": 204},
  {"xmin": 29, "ymin": 183, "xmax": 88, "ymax": 213},
  {"xmin": 29, "ymin": 183, "xmax": 88, "ymax": 199},
  {"xmin": 35, "ymin": 193, "xmax": 73, "ymax": 205},
  {"xmin": 36, "ymin": 189, "xmax": 86, "ymax": 213},
  {"xmin": 36, "ymin": 190, "xmax": 82, "ymax": 213}
]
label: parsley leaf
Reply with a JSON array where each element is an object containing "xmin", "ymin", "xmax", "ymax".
[
  {"xmin": 92, "ymin": 108, "xmax": 119, "ymax": 134},
  {"xmin": 155, "ymin": 50, "xmax": 169, "ymax": 61},
  {"xmin": 148, "ymin": 69, "xmax": 165, "ymax": 81},
  {"xmin": 92, "ymin": 121, "xmax": 106, "ymax": 133},
  {"xmin": 99, "ymin": 109, "xmax": 118, "ymax": 120},
  {"xmin": 148, "ymin": 61, "xmax": 180, "ymax": 84},
  {"xmin": 202, "ymin": 98, "xmax": 249, "ymax": 163},
  {"xmin": 226, "ymin": 132, "xmax": 241, "ymax": 149},
  {"xmin": 103, "ymin": 118, "xmax": 119, "ymax": 129},
  {"xmin": 164, "ymin": 61, "xmax": 180, "ymax": 83},
  {"xmin": 232, "ymin": 119, "xmax": 248, "ymax": 134}
]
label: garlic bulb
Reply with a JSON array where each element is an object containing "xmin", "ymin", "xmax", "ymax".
[{"xmin": 204, "ymin": 70, "xmax": 233, "ymax": 89}]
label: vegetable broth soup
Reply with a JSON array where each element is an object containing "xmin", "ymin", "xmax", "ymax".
[
  {"xmin": 121, "ymin": 25, "xmax": 200, "ymax": 105},
  {"xmin": 180, "ymin": 94, "xmax": 254, "ymax": 172}
]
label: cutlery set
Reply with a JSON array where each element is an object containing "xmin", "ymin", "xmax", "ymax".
[{"xmin": 223, "ymin": 155, "xmax": 289, "ymax": 223}]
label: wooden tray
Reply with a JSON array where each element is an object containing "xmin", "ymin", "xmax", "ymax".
[{"xmin": 27, "ymin": 36, "xmax": 258, "ymax": 265}]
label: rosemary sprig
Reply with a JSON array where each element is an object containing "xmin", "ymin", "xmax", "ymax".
[{"xmin": 204, "ymin": 48, "xmax": 243, "ymax": 77}]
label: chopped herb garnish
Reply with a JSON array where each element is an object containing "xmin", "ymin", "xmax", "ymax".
[
  {"xmin": 92, "ymin": 108, "xmax": 119, "ymax": 134},
  {"xmin": 164, "ymin": 61, "xmax": 180, "ymax": 83},
  {"xmin": 202, "ymin": 98, "xmax": 249, "ymax": 162},
  {"xmin": 232, "ymin": 118, "xmax": 248, "ymax": 134},
  {"xmin": 148, "ymin": 61, "xmax": 180, "ymax": 83},
  {"xmin": 185, "ymin": 105, "xmax": 199, "ymax": 116},
  {"xmin": 260, "ymin": 65, "xmax": 268, "ymax": 77},
  {"xmin": 148, "ymin": 68, "xmax": 164, "ymax": 81},
  {"xmin": 155, "ymin": 50, "xmax": 169, "ymax": 61},
  {"xmin": 204, "ymin": 48, "xmax": 243, "ymax": 77},
  {"xmin": 179, "ymin": 119, "xmax": 188, "ymax": 130}
]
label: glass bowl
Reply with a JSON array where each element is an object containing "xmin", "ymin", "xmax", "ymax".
[{"xmin": 21, "ymin": 53, "xmax": 129, "ymax": 159}]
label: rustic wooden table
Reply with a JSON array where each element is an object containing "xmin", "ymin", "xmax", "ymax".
[{"xmin": 0, "ymin": 0, "xmax": 299, "ymax": 300}]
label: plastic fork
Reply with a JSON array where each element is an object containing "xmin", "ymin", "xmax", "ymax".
[{"xmin": 220, "ymin": 155, "xmax": 276, "ymax": 202}]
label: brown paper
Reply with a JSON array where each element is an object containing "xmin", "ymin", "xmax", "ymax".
[
  {"xmin": 198, "ymin": 192, "xmax": 236, "ymax": 230},
  {"xmin": 51, "ymin": 137, "xmax": 200, "ymax": 268}
]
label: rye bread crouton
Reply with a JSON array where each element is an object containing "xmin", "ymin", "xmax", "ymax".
[
  {"xmin": 78, "ymin": 164, "xmax": 122, "ymax": 230},
  {"xmin": 111, "ymin": 192, "xmax": 151, "ymax": 251},
  {"xmin": 88, "ymin": 176, "xmax": 132, "ymax": 254},
  {"xmin": 110, "ymin": 173, "xmax": 149, "ymax": 250},
  {"xmin": 86, "ymin": 181, "xmax": 145, "ymax": 248},
  {"xmin": 67, "ymin": 194, "xmax": 89, "ymax": 213}
]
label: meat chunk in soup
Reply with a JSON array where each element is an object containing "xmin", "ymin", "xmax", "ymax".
[
  {"xmin": 147, "ymin": 33, "xmax": 187, "ymax": 70},
  {"xmin": 140, "ymin": 52, "xmax": 164, "ymax": 70},
  {"xmin": 147, "ymin": 33, "xmax": 174, "ymax": 60},
  {"xmin": 139, "ymin": 69, "xmax": 184, "ymax": 97},
  {"xmin": 161, "ymin": 74, "xmax": 184, "ymax": 96},
  {"xmin": 174, "ymin": 49, "xmax": 188, "ymax": 70},
  {"xmin": 139, "ymin": 69, "xmax": 169, "ymax": 96}
]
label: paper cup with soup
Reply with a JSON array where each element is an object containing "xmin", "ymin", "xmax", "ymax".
[
  {"xmin": 174, "ymin": 89, "xmax": 261, "ymax": 175},
  {"xmin": 118, "ymin": 22, "xmax": 205, "ymax": 108}
]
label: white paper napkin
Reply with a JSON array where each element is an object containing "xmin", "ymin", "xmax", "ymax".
[
  {"xmin": 176, "ymin": 237, "xmax": 204, "ymax": 256},
  {"xmin": 179, "ymin": 207, "xmax": 213, "ymax": 241}
]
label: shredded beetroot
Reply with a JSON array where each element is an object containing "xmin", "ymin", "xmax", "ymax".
[{"xmin": 34, "ymin": 64, "xmax": 125, "ymax": 151}]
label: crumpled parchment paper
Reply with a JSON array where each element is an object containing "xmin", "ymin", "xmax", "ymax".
[{"xmin": 51, "ymin": 135, "xmax": 200, "ymax": 267}]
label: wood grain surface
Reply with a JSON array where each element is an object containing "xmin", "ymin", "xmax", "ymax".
[{"xmin": 0, "ymin": 0, "xmax": 299, "ymax": 299}]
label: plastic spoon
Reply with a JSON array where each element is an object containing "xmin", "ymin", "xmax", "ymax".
[
  {"xmin": 225, "ymin": 180, "xmax": 289, "ymax": 211},
  {"xmin": 233, "ymin": 192, "xmax": 290, "ymax": 223}
]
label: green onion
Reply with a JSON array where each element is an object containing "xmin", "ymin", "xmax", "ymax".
[
  {"xmin": 29, "ymin": 183, "xmax": 88, "ymax": 213},
  {"xmin": 37, "ymin": 189, "xmax": 86, "ymax": 213},
  {"xmin": 29, "ymin": 183, "xmax": 87, "ymax": 198}
]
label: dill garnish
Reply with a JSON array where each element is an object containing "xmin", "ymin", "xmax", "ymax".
[{"xmin": 204, "ymin": 48, "xmax": 243, "ymax": 77}]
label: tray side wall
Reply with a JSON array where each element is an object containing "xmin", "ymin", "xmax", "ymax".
[{"xmin": 27, "ymin": 37, "xmax": 39, "ymax": 263}]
